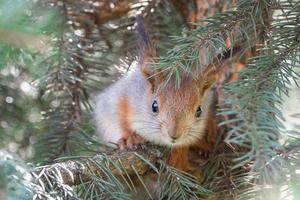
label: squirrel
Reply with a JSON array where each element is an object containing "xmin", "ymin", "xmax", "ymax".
[{"xmin": 94, "ymin": 17, "xmax": 219, "ymax": 169}]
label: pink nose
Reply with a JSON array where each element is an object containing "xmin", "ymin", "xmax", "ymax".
[
  {"xmin": 169, "ymin": 134, "xmax": 180, "ymax": 140},
  {"xmin": 168, "ymin": 124, "xmax": 181, "ymax": 140}
]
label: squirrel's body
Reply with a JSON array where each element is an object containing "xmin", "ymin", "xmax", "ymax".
[{"xmin": 94, "ymin": 17, "xmax": 218, "ymax": 155}]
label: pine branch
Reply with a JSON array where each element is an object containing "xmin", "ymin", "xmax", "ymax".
[
  {"xmin": 33, "ymin": 144, "xmax": 165, "ymax": 187},
  {"xmin": 156, "ymin": 1, "xmax": 262, "ymax": 83},
  {"xmin": 31, "ymin": 144, "xmax": 213, "ymax": 199},
  {"xmin": 34, "ymin": 1, "xmax": 100, "ymax": 162},
  {"xmin": 218, "ymin": 1, "xmax": 300, "ymax": 198}
]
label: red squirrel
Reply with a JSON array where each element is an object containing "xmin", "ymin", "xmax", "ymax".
[{"xmin": 94, "ymin": 17, "xmax": 218, "ymax": 167}]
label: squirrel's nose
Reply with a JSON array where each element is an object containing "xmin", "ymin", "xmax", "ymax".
[
  {"xmin": 168, "ymin": 129, "xmax": 181, "ymax": 140},
  {"xmin": 169, "ymin": 134, "xmax": 180, "ymax": 140},
  {"xmin": 168, "ymin": 122, "xmax": 181, "ymax": 141}
]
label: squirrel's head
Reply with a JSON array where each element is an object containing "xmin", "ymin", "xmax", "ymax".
[
  {"xmin": 139, "ymin": 63, "xmax": 218, "ymax": 147},
  {"xmin": 134, "ymin": 16, "xmax": 219, "ymax": 147}
]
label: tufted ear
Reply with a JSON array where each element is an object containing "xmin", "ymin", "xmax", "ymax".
[
  {"xmin": 199, "ymin": 65, "xmax": 219, "ymax": 93},
  {"xmin": 136, "ymin": 15, "xmax": 157, "ymax": 87},
  {"xmin": 140, "ymin": 55, "xmax": 157, "ymax": 86}
]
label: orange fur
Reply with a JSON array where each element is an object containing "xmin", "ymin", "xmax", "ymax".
[
  {"xmin": 118, "ymin": 96, "xmax": 134, "ymax": 139},
  {"xmin": 159, "ymin": 75, "xmax": 201, "ymax": 115},
  {"xmin": 153, "ymin": 73, "xmax": 218, "ymax": 171},
  {"xmin": 194, "ymin": 111, "xmax": 217, "ymax": 152},
  {"xmin": 230, "ymin": 62, "xmax": 244, "ymax": 82},
  {"xmin": 169, "ymin": 147, "xmax": 190, "ymax": 170},
  {"xmin": 117, "ymin": 95, "xmax": 145, "ymax": 149}
]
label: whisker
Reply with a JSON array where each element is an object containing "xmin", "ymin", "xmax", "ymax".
[
  {"xmin": 187, "ymin": 133, "xmax": 202, "ymax": 140},
  {"xmin": 128, "ymin": 119, "xmax": 160, "ymax": 125},
  {"xmin": 129, "ymin": 121, "xmax": 161, "ymax": 130},
  {"xmin": 188, "ymin": 130, "xmax": 204, "ymax": 136},
  {"xmin": 135, "ymin": 128, "xmax": 161, "ymax": 135},
  {"xmin": 189, "ymin": 133, "xmax": 202, "ymax": 139},
  {"xmin": 136, "ymin": 128, "xmax": 161, "ymax": 133}
]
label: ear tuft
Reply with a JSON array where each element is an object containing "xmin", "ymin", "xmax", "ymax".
[
  {"xmin": 201, "ymin": 66, "xmax": 219, "ymax": 92},
  {"xmin": 136, "ymin": 15, "xmax": 152, "ymax": 52},
  {"xmin": 136, "ymin": 15, "xmax": 157, "ymax": 85}
]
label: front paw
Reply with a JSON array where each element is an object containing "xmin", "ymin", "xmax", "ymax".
[{"xmin": 118, "ymin": 133, "xmax": 144, "ymax": 150}]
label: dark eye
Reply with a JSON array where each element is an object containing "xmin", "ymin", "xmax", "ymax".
[
  {"xmin": 152, "ymin": 100, "xmax": 159, "ymax": 113},
  {"xmin": 195, "ymin": 106, "xmax": 202, "ymax": 118}
]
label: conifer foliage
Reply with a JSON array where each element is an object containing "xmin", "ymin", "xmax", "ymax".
[{"xmin": 0, "ymin": 0, "xmax": 299, "ymax": 199}]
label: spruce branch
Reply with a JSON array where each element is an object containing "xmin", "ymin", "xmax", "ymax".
[
  {"xmin": 33, "ymin": 144, "xmax": 165, "ymax": 187},
  {"xmin": 219, "ymin": 1, "xmax": 300, "ymax": 198},
  {"xmin": 156, "ymin": 1, "xmax": 263, "ymax": 83},
  {"xmin": 34, "ymin": 1, "xmax": 101, "ymax": 162},
  {"xmin": 31, "ymin": 144, "xmax": 171, "ymax": 199},
  {"xmin": 31, "ymin": 144, "xmax": 212, "ymax": 199}
]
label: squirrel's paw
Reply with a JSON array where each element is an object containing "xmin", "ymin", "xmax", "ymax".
[{"xmin": 118, "ymin": 133, "xmax": 144, "ymax": 150}]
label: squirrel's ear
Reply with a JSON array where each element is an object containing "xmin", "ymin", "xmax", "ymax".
[
  {"xmin": 200, "ymin": 66, "xmax": 219, "ymax": 93},
  {"xmin": 139, "ymin": 54, "xmax": 156, "ymax": 84},
  {"xmin": 136, "ymin": 15, "xmax": 157, "ymax": 85}
]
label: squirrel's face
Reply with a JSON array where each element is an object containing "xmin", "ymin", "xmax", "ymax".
[
  {"xmin": 153, "ymin": 76, "xmax": 210, "ymax": 147},
  {"xmin": 135, "ymin": 34, "xmax": 218, "ymax": 146},
  {"xmin": 135, "ymin": 73, "xmax": 215, "ymax": 147}
]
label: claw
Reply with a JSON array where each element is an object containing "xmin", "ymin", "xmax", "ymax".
[{"xmin": 118, "ymin": 133, "xmax": 145, "ymax": 150}]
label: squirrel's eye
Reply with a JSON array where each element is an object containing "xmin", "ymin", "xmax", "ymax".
[
  {"xmin": 152, "ymin": 100, "xmax": 159, "ymax": 113},
  {"xmin": 195, "ymin": 106, "xmax": 202, "ymax": 118}
]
